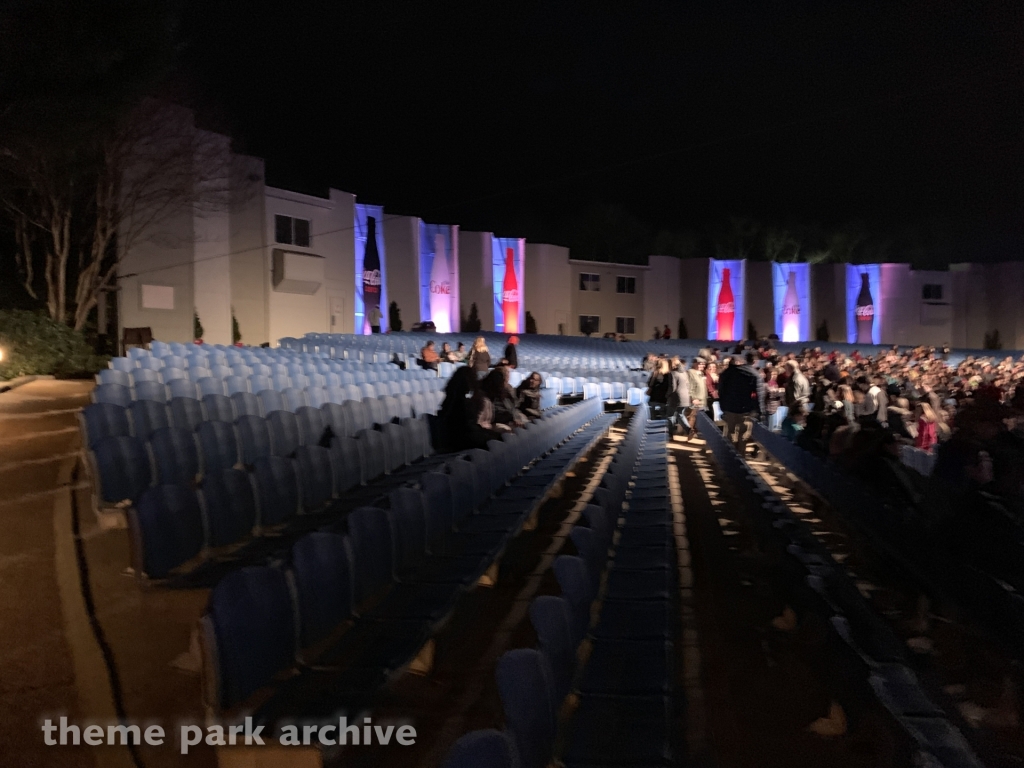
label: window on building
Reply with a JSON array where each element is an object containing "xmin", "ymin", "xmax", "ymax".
[
  {"xmin": 922, "ymin": 284, "xmax": 943, "ymax": 301},
  {"xmin": 275, "ymin": 214, "xmax": 312, "ymax": 247},
  {"xmin": 579, "ymin": 273, "xmax": 600, "ymax": 291},
  {"xmin": 140, "ymin": 284, "xmax": 175, "ymax": 310},
  {"xmin": 615, "ymin": 316, "xmax": 636, "ymax": 335},
  {"xmin": 616, "ymin": 276, "xmax": 636, "ymax": 294},
  {"xmin": 579, "ymin": 315, "xmax": 600, "ymax": 334}
]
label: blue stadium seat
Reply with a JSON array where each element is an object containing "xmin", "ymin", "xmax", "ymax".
[
  {"xmin": 328, "ymin": 436, "xmax": 364, "ymax": 493},
  {"xmin": 169, "ymin": 396, "xmax": 205, "ymax": 432},
  {"xmin": 270, "ymin": 373, "xmax": 291, "ymax": 391},
  {"xmin": 495, "ymin": 649, "xmax": 557, "ymax": 768},
  {"xmin": 202, "ymin": 393, "xmax": 235, "ymax": 423},
  {"xmin": 129, "ymin": 399, "xmax": 170, "ymax": 441},
  {"xmin": 342, "ymin": 400, "xmax": 371, "ymax": 436},
  {"xmin": 356, "ymin": 428, "xmax": 387, "ymax": 482},
  {"xmin": 529, "ymin": 596, "xmax": 576, "ymax": 704},
  {"xmin": 130, "ymin": 368, "xmax": 161, "ymax": 386},
  {"xmin": 201, "ymin": 469, "xmax": 257, "ymax": 548},
  {"xmin": 295, "ymin": 445, "xmax": 334, "ymax": 512},
  {"xmin": 209, "ymin": 364, "xmax": 232, "ymax": 381},
  {"xmin": 381, "ymin": 395, "xmax": 401, "ymax": 423},
  {"xmin": 160, "ymin": 367, "xmax": 186, "ymax": 385},
  {"xmin": 202, "ymin": 566, "xmax": 296, "ymax": 711},
  {"xmin": 92, "ymin": 436, "xmax": 152, "ymax": 505},
  {"xmin": 128, "ymin": 485, "xmax": 205, "ymax": 580},
  {"xmin": 248, "ymin": 374, "xmax": 271, "ymax": 394},
  {"xmin": 109, "ymin": 358, "xmax": 134, "ymax": 373},
  {"xmin": 268, "ymin": 409, "xmax": 302, "ymax": 456},
  {"xmin": 347, "ymin": 507, "xmax": 393, "ymax": 605},
  {"xmin": 133, "ymin": 380, "xmax": 168, "ymax": 404},
  {"xmin": 230, "ymin": 391, "xmax": 262, "ymax": 418},
  {"xmin": 167, "ymin": 378, "xmax": 198, "ymax": 400},
  {"xmin": 197, "ymin": 420, "xmax": 240, "ymax": 473},
  {"xmin": 252, "ymin": 456, "xmax": 300, "ymax": 527},
  {"xmin": 363, "ymin": 396, "xmax": 386, "ymax": 427},
  {"xmin": 304, "ymin": 386, "xmax": 328, "ymax": 408},
  {"xmin": 235, "ymin": 415, "xmax": 273, "ymax": 465},
  {"xmin": 441, "ymin": 730, "xmax": 515, "ymax": 768},
  {"xmin": 295, "ymin": 406, "xmax": 327, "ymax": 447},
  {"xmin": 80, "ymin": 403, "xmax": 131, "ymax": 449},
  {"xmin": 97, "ymin": 369, "xmax": 132, "ymax": 387},
  {"xmin": 194, "ymin": 376, "xmax": 223, "ymax": 398},
  {"xmin": 281, "ymin": 387, "xmax": 308, "ymax": 413},
  {"xmin": 381, "ymin": 421, "xmax": 408, "ymax": 471},
  {"xmin": 149, "ymin": 427, "xmax": 201, "ymax": 486},
  {"xmin": 224, "ymin": 375, "xmax": 249, "ymax": 396},
  {"xmin": 258, "ymin": 389, "xmax": 285, "ymax": 416},
  {"xmin": 290, "ymin": 532, "xmax": 353, "ymax": 648}
]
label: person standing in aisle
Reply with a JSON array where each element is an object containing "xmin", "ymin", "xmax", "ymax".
[
  {"xmin": 717, "ymin": 352, "xmax": 765, "ymax": 455},
  {"xmin": 368, "ymin": 304, "xmax": 382, "ymax": 333}
]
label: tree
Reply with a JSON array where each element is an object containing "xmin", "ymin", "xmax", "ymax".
[
  {"xmin": 746, "ymin": 320, "xmax": 758, "ymax": 341},
  {"xmin": 388, "ymin": 301, "xmax": 403, "ymax": 332},
  {"xmin": 524, "ymin": 310, "xmax": 537, "ymax": 334},
  {"xmin": 232, "ymin": 311, "xmax": 241, "ymax": 344},
  {"xmin": 464, "ymin": 302, "xmax": 482, "ymax": 332},
  {"xmin": 816, "ymin": 319, "xmax": 830, "ymax": 342},
  {"xmin": 193, "ymin": 311, "xmax": 203, "ymax": 341},
  {"xmin": 984, "ymin": 329, "xmax": 1002, "ymax": 350},
  {"xmin": 678, "ymin": 318, "xmax": 688, "ymax": 340}
]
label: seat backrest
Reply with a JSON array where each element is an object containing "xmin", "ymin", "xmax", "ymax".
[
  {"xmin": 291, "ymin": 532, "xmax": 353, "ymax": 648},
  {"xmin": 495, "ymin": 649, "xmax": 557, "ymax": 768},
  {"xmin": 129, "ymin": 399, "xmax": 171, "ymax": 441},
  {"xmin": 252, "ymin": 455, "xmax": 300, "ymax": 527},
  {"xmin": 200, "ymin": 468, "xmax": 257, "ymax": 548},
  {"xmin": 167, "ymin": 377, "xmax": 198, "ymax": 400},
  {"xmin": 235, "ymin": 414, "xmax": 273, "ymax": 465},
  {"xmin": 267, "ymin": 409, "xmax": 301, "ymax": 457},
  {"xmin": 258, "ymin": 389, "xmax": 285, "ymax": 417},
  {"xmin": 295, "ymin": 406, "xmax": 327, "ymax": 447},
  {"xmin": 149, "ymin": 426, "xmax": 200, "ymax": 486},
  {"xmin": 362, "ymin": 396, "xmax": 386, "ymax": 428},
  {"xmin": 304, "ymin": 386, "xmax": 328, "ymax": 409},
  {"xmin": 80, "ymin": 402, "xmax": 130, "ymax": 448},
  {"xmin": 134, "ymin": 380, "xmax": 168, "ymax": 404},
  {"xmin": 281, "ymin": 387, "xmax": 308, "ymax": 413},
  {"xmin": 197, "ymin": 420, "xmax": 240, "ymax": 473},
  {"xmin": 295, "ymin": 445, "xmax": 334, "ymax": 512},
  {"xmin": 552, "ymin": 556, "xmax": 594, "ymax": 645},
  {"xmin": 248, "ymin": 374, "xmax": 271, "ymax": 394},
  {"xmin": 355, "ymin": 428, "xmax": 386, "ymax": 482},
  {"xmin": 169, "ymin": 396, "xmax": 205, "ymax": 432},
  {"xmin": 223, "ymin": 375, "xmax": 249, "ymax": 396},
  {"xmin": 328, "ymin": 436, "xmax": 363, "ymax": 494},
  {"xmin": 230, "ymin": 391, "xmax": 262, "ymax": 419},
  {"xmin": 528, "ymin": 596, "xmax": 577, "ymax": 703},
  {"xmin": 421, "ymin": 472, "xmax": 454, "ymax": 553},
  {"xmin": 129, "ymin": 484, "xmax": 205, "ymax": 580},
  {"xmin": 381, "ymin": 422, "xmax": 406, "ymax": 472},
  {"xmin": 205, "ymin": 566, "xmax": 295, "ymax": 711},
  {"xmin": 131, "ymin": 367, "xmax": 161, "ymax": 385},
  {"xmin": 440, "ymin": 730, "xmax": 515, "ymax": 768},
  {"xmin": 98, "ymin": 369, "xmax": 132, "ymax": 388},
  {"xmin": 92, "ymin": 435, "xmax": 151, "ymax": 504},
  {"xmin": 568, "ymin": 527, "xmax": 603, "ymax": 595},
  {"xmin": 387, "ymin": 487, "xmax": 429, "ymax": 570},
  {"xmin": 202, "ymin": 393, "xmax": 236, "ymax": 423},
  {"xmin": 447, "ymin": 460, "xmax": 479, "ymax": 519},
  {"xmin": 195, "ymin": 377, "xmax": 224, "ymax": 399},
  {"xmin": 347, "ymin": 507, "xmax": 394, "ymax": 605},
  {"xmin": 342, "ymin": 400, "xmax": 371, "ymax": 436}
]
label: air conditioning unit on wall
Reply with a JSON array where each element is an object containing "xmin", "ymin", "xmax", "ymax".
[{"xmin": 272, "ymin": 249, "xmax": 323, "ymax": 295}]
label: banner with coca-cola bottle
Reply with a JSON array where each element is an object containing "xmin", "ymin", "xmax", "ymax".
[
  {"xmin": 707, "ymin": 259, "xmax": 746, "ymax": 342},
  {"xmin": 492, "ymin": 237, "xmax": 524, "ymax": 334},
  {"xmin": 354, "ymin": 203, "xmax": 388, "ymax": 335},
  {"xmin": 845, "ymin": 264, "xmax": 881, "ymax": 345},
  {"xmin": 772, "ymin": 262, "xmax": 811, "ymax": 342},
  {"xmin": 419, "ymin": 222, "xmax": 460, "ymax": 333}
]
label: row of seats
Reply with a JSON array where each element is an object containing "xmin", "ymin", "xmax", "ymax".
[
  {"xmin": 899, "ymin": 444, "xmax": 937, "ymax": 477},
  {"xmin": 121, "ymin": 342, "xmax": 434, "ymax": 372},
  {"xmin": 704, "ymin": 414, "xmax": 983, "ymax": 768},
  {"xmin": 84, "ymin": 392, "xmax": 443, "ymax": 506},
  {"xmin": 127, "ymin": 414, "xmax": 438, "ymax": 583},
  {"xmin": 198, "ymin": 398, "xmax": 614, "ymax": 722},
  {"xmin": 99, "ymin": 364, "xmax": 439, "ymax": 391},
  {"xmin": 445, "ymin": 405, "xmax": 681, "ymax": 767},
  {"xmin": 92, "ymin": 376, "xmax": 444, "ymax": 408}
]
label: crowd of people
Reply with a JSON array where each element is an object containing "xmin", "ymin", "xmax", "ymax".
[{"xmin": 644, "ymin": 340, "xmax": 1024, "ymax": 584}]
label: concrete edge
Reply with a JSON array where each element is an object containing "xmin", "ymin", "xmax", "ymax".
[{"xmin": 0, "ymin": 374, "xmax": 56, "ymax": 393}]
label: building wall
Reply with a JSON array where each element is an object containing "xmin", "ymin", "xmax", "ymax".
[
  {"xmin": 229, "ymin": 155, "xmax": 269, "ymax": 345},
  {"xmin": 457, "ymin": 230, "xmax": 494, "ymax": 331},
  {"xmin": 984, "ymin": 261, "xmax": 1024, "ymax": 350},
  {"xmin": 645, "ymin": 256, "xmax": 681, "ymax": 338},
  {"xmin": 569, "ymin": 260, "xmax": 647, "ymax": 337},
  {"xmin": 745, "ymin": 260, "xmax": 773, "ymax": 340},
  {"xmin": 811, "ymin": 263, "xmax": 846, "ymax": 345},
  {"xmin": 383, "ymin": 215, "xmax": 421, "ymax": 328},
  {"xmin": 191, "ymin": 130, "xmax": 233, "ymax": 345},
  {"xmin": 524, "ymin": 243, "xmax": 572, "ymax": 335},
  {"xmin": 678, "ymin": 258, "xmax": 710, "ymax": 339},
  {"xmin": 878, "ymin": 264, "xmax": 953, "ymax": 347}
]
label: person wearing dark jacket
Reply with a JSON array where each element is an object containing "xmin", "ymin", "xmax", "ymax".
[
  {"xmin": 436, "ymin": 366, "xmax": 499, "ymax": 451},
  {"xmin": 468, "ymin": 337, "xmax": 491, "ymax": 372},
  {"xmin": 516, "ymin": 371, "xmax": 543, "ymax": 420},
  {"xmin": 646, "ymin": 358, "xmax": 672, "ymax": 419},
  {"xmin": 666, "ymin": 357, "xmax": 692, "ymax": 438},
  {"xmin": 717, "ymin": 352, "xmax": 766, "ymax": 455},
  {"xmin": 502, "ymin": 336, "xmax": 519, "ymax": 369}
]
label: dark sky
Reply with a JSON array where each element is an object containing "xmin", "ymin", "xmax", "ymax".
[{"xmin": 181, "ymin": 0, "xmax": 1024, "ymax": 251}]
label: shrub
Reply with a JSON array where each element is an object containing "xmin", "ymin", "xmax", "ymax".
[
  {"xmin": 231, "ymin": 311, "xmax": 241, "ymax": 344},
  {"xmin": 194, "ymin": 311, "xmax": 204, "ymax": 341},
  {"xmin": 678, "ymin": 318, "xmax": 688, "ymax": 339},
  {"xmin": 525, "ymin": 310, "xmax": 537, "ymax": 334},
  {"xmin": 388, "ymin": 301, "xmax": 403, "ymax": 332},
  {"xmin": 0, "ymin": 310, "xmax": 108, "ymax": 380},
  {"xmin": 816, "ymin": 319, "xmax": 830, "ymax": 342}
]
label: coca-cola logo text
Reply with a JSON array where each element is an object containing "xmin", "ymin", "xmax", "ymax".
[
  {"xmin": 782, "ymin": 304, "xmax": 800, "ymax": 315},
  {"xmin": 430, "ymin": 280, "xmax": 450, "ymax": 295},
  {"xmin": 855, "ymin": 305, "xmax": 874, "ymax": 318},
  {"xmin": 362, "ymin": 269, "xmax": 381, "ymax": 288},
  {"xmin": 503, "ymin": 289, "xmax": 519, "ymax": 304},
  {"xmin": 717, "ymin": 302, "xmax": 734, "ymax": 314}
]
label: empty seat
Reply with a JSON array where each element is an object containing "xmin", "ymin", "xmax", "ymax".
[
  {"xmin": 128, "ymin": 485, "xmax": 205, "ymax": 580},
  {"xmin": 381, "ymin": 395, "xmax": 401, "ymax": 423},
  {"xmin": 235, "ymin": 415, "xmax": 273, "ymax": 465},
  {"xmin": 129, "ymin": 399, "xmax": 170, "ymax": 441},
  {"xmin": 324, "ymin": 385, "xmax": 347, "ymax": 405},
  {"xmin": 281, "ymin": 387, "xmax": 308, "ymax": 413},
  {"xmin": 441, "ymin": 730, "xmax": 515, "ymax": 768},
  {"xmin": 248, "ymin": 374, "xmax": 271, "ymax": 394},
  {"xmin": 80, "ymin": 402, "xmax": 131, "ymax": 449},
  {"xmin": 209, "ymin": 364, "xmax": 232, "ymax": 381},
  {"xmin": 169, "ymin": 396, "xmax": 205, "ymax": 431},
  {"xmin": 202, "ymin": 393, "xmax": 236, "ymax": 423},
  {"xmin": 160, "ymin": 367, "xmax": 186, "ymax": 385},
  {"xmin": 356, "ymin": 428, "xmax": 387, "ymax": 482},
  {"xmin": 258, "ymin": 389, "xmax": 285, "ymax": 416},
  {"xmin": 267, "ymin": 409, "xmax": 301, "ymax": 456},
  {"xmin": 133, "ymin": 380, "xmax": 168, "ymax": 404},
  {"xmin": 130, "ymin": 368, "xmax": 161, "ymax": 386},
  {"xmin": 201, "ymin": 469, "xmax": 257, "ymax": 548},
  {"xmin": 197, "ymin": 420, "xmax": 240, "ymax": 473},
  {"xmin": 381, "ymin": 422, "xmax": 407, "ymax": 472},
  {"xmin": 149, "ymin": 427, "xmax": 201, "ymax": 486},
  {"xmin": 98, "ymin": 369, "xmax": 132, "ymax": 387},
  {"xmin": 304, "ymin": 386, "xmax": 328, "ymax": 408},
  {"xmin": 270, "ymin": 373, "xmax": 291, "ymax": 391},
  {"xmin": 328, "ymin": 436, "xmax": 364, "ymax": 493},
  {"xmin": 230, "ymin": 391, "xmax": 262, "ymax": 418},
  {"xmin": 342, "ymin": 400, "xmax": 371, "ymax": 436},
  {"xmin": 252, "ymin": 456, "xmax": 300, "ymax": 527},
  {"xmin": 496, "ymin": 649, "xmax": 557, "ymax": 768},
  {"xmin": 295, "ymin": 406, "xmax": 328, "ymax": 447},
  {"xmin": 202, "ymin": 566, "xmax": 296, "ymax": 711},
  {"xmin": 363, "ymin": 396, "xmax": 386, "ymax": 427},
  {"xmin": 347, "ymin": 507, "xmax": 393, "ymax": 604},
  {"xmin": 167, "ymin": 378, "xmax": 198, "ymax": 400},
  {"xmin": 91, "ymin": 435, "xmax": 152, "ymax": 505},
  {"xmin": 224, "ymin": 375, "xmax": 249, "ymax": 396},
  {"xmin": 109, "ymin": 358, "xmax": 134, "ymax": 373},
  {"xmin": 295, "ymin": 445, "xmax": 334, "ymax": 512},
  {"xmin": 290, "ymin": 532, "xmax": 353, "ymax": 649}
]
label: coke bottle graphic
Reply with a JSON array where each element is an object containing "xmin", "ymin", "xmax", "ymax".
[
  {"xmin": 362, "ymin": 216, "xmax": 382, "ymax": 333},
  {"xmin": 781, "ymin": 269, "xmax": 800, "ymax": 342},
  {"xmin": 502, "ymin": 247, "xmax": 520, "ymax": 334},
  {"xmin": 716, "ymin": 267, "xmax": 735, "ymax": 341},
  {"xmin": 428, "ymin": 234, "xmax": 451, "ymax": 333},
  {"xmin": 854, "ymin": 272, "xmax": 874, "ymax": 345}
]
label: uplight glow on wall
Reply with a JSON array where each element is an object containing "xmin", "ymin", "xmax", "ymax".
[
  {"xmin": 845, "ymin": 264, "xmax": 881, "ymax": 345},
  {"xmin": 707, "ymin": 259, "xmax": 746, "ymax": 342},
  {"xmin": 354, "ymin": 203, "xmax": 387, "ymax": 335},
  {"xmin": 419, "ymin": 223, "xmax": 459, "ymax": 333},
  {"xmin": 772, "ymin": 262, "xmax": 811, "ymax": 342},
  {"xmin": 492, "ymin": 237, "xmax": 524, "ymax": 334}
]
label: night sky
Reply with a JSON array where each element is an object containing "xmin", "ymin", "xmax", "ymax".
[{"xmin": 173, "ymin": 2, "xmax": 1024, "ymax": 255}]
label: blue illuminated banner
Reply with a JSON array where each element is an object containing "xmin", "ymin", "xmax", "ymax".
[
  {"xmin": 419, "ymin": 223, "xmax": 458, "ymax": 333},
  {"xmin": 707, "ymin": 259, "xmax": 745, "ymax": 342},
  {"xmin": 492, "ymin": 237, "xmax": 524, "ymax": 334},
  {"xmin": 772, "ymin": 262, "xmax": 811, "ymax": 342},
  {"xmin": 354, "ymin": 204, "xmax": 387, "ymax": 335},
  {"xmin": 846, "ymin": 264, "xmax": 881, "ymax": 345}
]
